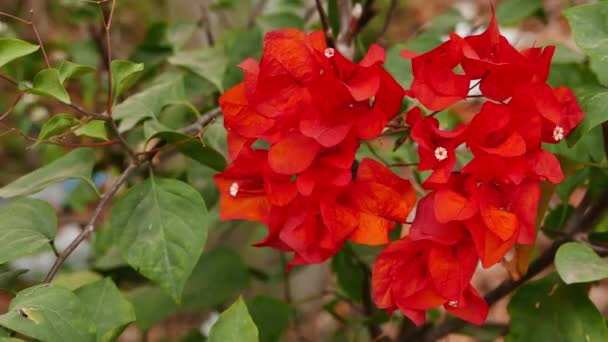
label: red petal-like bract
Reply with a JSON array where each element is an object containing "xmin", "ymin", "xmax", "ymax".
[{"xmin": 215, "ymin": 8, "xmax": 585, "ymax": 327}]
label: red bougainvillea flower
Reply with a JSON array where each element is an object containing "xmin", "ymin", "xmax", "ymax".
[
  {"xmin": 464, "ymin": 181, "xmax": 541, "ymax": 267},
  {"xmin": 372, "ymin": 237, "xmax": 488, "ymax": 325},
  {"xmin": 408, "ymin": 107, "xmax": 467, "ymax": 185},
  {"xmin": 402, "ymin": 40, "xmax": 469, "ymax": 111}
]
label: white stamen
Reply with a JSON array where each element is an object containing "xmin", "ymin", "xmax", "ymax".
[
  {"xmin": 324, "ymin": 48, "xmax": 335, "ymax": 58},
  {"xmin": 229, "ymin": 182, "xmax": 239, "ymax": 197},
  {"xmin": 352, "ymin": 3, "xmax": 363, "ymax": 19},
  {"xmin": 447, "ymin": 300, "xmax": 458, "ymax": 308},
  {"xmin": 553, "ymin": 126, "xmax": 564, "ymax": 142},
  {"xmin": 348, "ymin": 102, "xmax": 354, "ymax": 108},
  {"xmin": 434, "ymin": 147, "xmax": 448, "ymax": 161}
]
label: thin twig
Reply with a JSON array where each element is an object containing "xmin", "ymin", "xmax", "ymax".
[
  {"xmin": 99, "ymin": 0, "xmax": 116, "ymax": 115},
  {"xmin": 180, "ymin": 107, "xmax": 222, "ymax": 134},
  {"xmin": 377, "ymin": 0, "xmax": 397, "ymax": 44},
  {"xmin": 0, "ymin": 11, "xmax": 50, "ymax": 68},
  {"xmin": 364, "ymin": 141, "xmax": 389, "ymax": 166},
  {"xmin": 247, "ymin": 0, "xmax": 268, "ymax": 28},
  {"xmin": 200, "ymin": 1, "xmax": 215, "ymax": 46},
  {"xmin": 44, "ymin": 163, "xmax": 139, "ymax": 283},
  {"xmin": 314, "ymin": 0, "xmax": 335, "ymax": 47}
]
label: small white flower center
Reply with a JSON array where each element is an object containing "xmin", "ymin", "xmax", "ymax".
[
  {"xmin": 447, "ymin": 300, "xmax": 458, "ymax": 308},
  {"xmin": 434, "ymin": 147, "xmax": 448, "ymax": 161},
  {"xmin": 229, "ymin": 182, "xmax": 239, "ymax": 197},
  {"xmin": 553, "ymin": 126, "xmax": 564, "ymax": 142},
  {"xmin": 324, "ymin": 48, "xmax": 335, "ymax": 58}
]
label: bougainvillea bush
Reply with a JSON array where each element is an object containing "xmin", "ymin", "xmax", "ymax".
[{"xmin": 0, "ymin": 1, "xmax": 607, "ymax": 341}]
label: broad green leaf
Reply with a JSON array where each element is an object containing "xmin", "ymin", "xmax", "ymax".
[
  {"xmin": 148, "ymin": 130, "xmax": 227, "ymax": 172},
  {"xmin": 247, "ymin": 296, "xmax": 291, "ymax": 342},
  {"xmin": 0, "ymin": 148, "xmax": 96, "ymax": 198},
  {"xmin": 0, "ymin": 198, "xmax": 56, "ymax": 264},
  {"xmin": 0, "ymin": 327, "xmax": 7, "ymax": 337},
  {"xmin": 256, "ymin": 13, "xmax": 305, "ymax": 33},
  {"xmin": 555, "ymin": 168, "xmax": 590, "ymax": 202},
  {"xmin": 0, "ymin": 38, "xmax": 39, "ymax": 68},
  {"xmin": 552, "ymin": 44, "xmax": 585, "ymax": 64},
  {"xmin": 169, "ymin": 48, "xmax": 226, "ymax": 92},
  {"xmin": 543, "ymin": 204, "xmax": 574, "ymax": 237},
  {"xmin": 222, "ymin": 28, "xmax": 263, "ymax": 89},
  {"xmin": 58, "ymin": 61, "xmax": 95, "ymax": 83},
  {"xmin": 113, "ymin": 74, "xmax": 186, "ymax": 132},
  {"xmin": 507, "ymin": 273, "xmax": 608, "ymax": 342},
  {"xmin": 332, "ymin": 248, "xmax": 364, "ymax": 301},
  {"xmin": 545, "ymin": 125, "xmax": 606, "ymax": 163},
  {"xmin": 496, "ymin": 0, "xmax": 543, "ymax": 25},
  {"xmin": 556, "ymin": 242, "xmax": 608, "ymax": 284},
  {"xmin": 52, "ymin": 270, "xmax": 102, "ymax": 291},
  {"xmin": 75, "ymin": 120, "xmax": 109, "ymax": 141},
  {"xmin": 181, "ymin": 248, "xmax": 250, "ymax": 311},
  {"xmin": 126, "ymin": 286, "xmax": 177, "ymax": 331},
  {"xmin": 37, "ymin": 114, "xmax": 79, "ymax": 142},
  {"xmin": 111, "ymin": 60, "xmax": 144, "ymax": 101},
  {"xmin": 567, "ymin": 85, "xmax": 608, "ymax": 144},
  {"xmin": 209, "ymin": 297, "xmax": 259, "ymax": 342},
  {"xmin": 0, "ymin": 338, "xmax": 26, "ymax": 342},
  {"xmin": 0, "ymin": 284, "xmax": 96, "ymax": 342},
  {"xmin": 565, "ymin": 3, "xmax": 608, "ymax": 87},
  {"xmin": 112, "ymin": 177, "xmax": 208, "ymax": 302},
  {"xmin": 0, "ymin": 269, "xmax": 28, "ymax": 292},
  {"xmin": 75, "ymin": 278, "xmax": 136, "ymax": 342},
  {"xmin": 26, "ymin": 69, "xmax": 71, "ymax": 104}
]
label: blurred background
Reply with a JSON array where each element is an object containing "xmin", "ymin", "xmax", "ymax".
[{"xmin": 0, "ymin": 0, "xmax": 605, "ymax": 341}]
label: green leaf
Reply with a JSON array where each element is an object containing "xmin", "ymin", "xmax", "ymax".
[
  {"xmin": 26, "ymin": 69, "xmax": 71, "ymax": 104},
  {"xmin": 126, "ymin": 286, "xmax": 177, "ymax": 331},
  {"xmin": 507, "ymin": 273, "xmax": 608, "ymax": 342},
  {"xmin": 148, "ymin": 130, "xmax": 227, "ymax": 171},
  {"xmin": 543, "ymin": 204, "xmax": 574, "ymax": 237},
  {"xmin": 75, "ymin": 278, "xmax": 136, "ymax": 342},
  {"xmin": 556, "ymin": 242, "xmax": 608, "ymax": 284},
  {"xmin": 37, "ymin": 114, "xmax": 79, "ymax": 142},
  {"xmin": 0, "ymin": 38, "xmax": 39, "ymax": 68},
  {"xmin": 52, "ymin": 270, "xmax": 102, "ymax": 291},
  {"xmin": 75, "ymin": 120, "xmax": 109, "ymax": 141},
  {"xmin": 113, "ymin": 74, "xmax": 186, "ymax": 132},
  {"xmin": 0, "ymin": 284, "xmax": 96, "ymax": 342},
  {"xmin": 496, "ymin": 0, "xmax": 543, "ymax": 25},
  {"xmin": 256, "ymin": 13, "xmax": 305, "ymax": 33},
  {"xmin": 545, "ymin": 125, "xmax": 606, "ymax": 163},
  {"xmin": 331, "ymin": 248, "xmax": 364, "ymax": 301},
  {"xmin": 0, "ymin": 198, "xmax": 56, "ymax": 264},
  {"xmin": 111, "ymin": 60, "xmax": 144, "ymax": 100},
  {"xmin": 181, "ymin": 248, "xmax": 250, "ymax": 311},
  {"xmin": 246, "ymin": 296, "xmax": 291, "ymax": 342},
  {"xmin": 0, "ymin": 148, "xmax": 96, "ymax": 198},
  {"xmin": 111, "ymin": 177, "xmax": 208, "ymax": 302},
  {"xmin": 209, "ymin": 297, "xmax": 259, "ymax": 342},
  {"xmin": 0, "ymin": 269, "xmax": 28, "ymax": 292},
  {"xmin": 169, "ymin": 48, "xmax": 226, "ymax": 92},
  {"xmin": 565, "ymin": 2, "xmax": 608, "ymax": 87},
  {"xmin": 567, "ymin": 85, "xmax": 608, "ymax": 144},
  {"xmin": 556, "ymin": 168, "xmax": 590, "ymax": 202},
  {"xmin": 58, "ymin": 61, "xmax": 95, "ymax": 83}
]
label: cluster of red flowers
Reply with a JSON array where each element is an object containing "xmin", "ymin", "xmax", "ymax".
[{"xmin": 214, "ymin": 10, "xmax": 584, "ymax": 326}]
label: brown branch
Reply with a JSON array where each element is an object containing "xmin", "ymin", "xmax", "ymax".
[
  {"xmin": 376, "ymin": 0, "xmax": 397, "ymax": 45},
  {"xmin": 44, "ymin": 163, "xmax": 139, "ymax": 283},
  {"xmin": 402, "ymin": 190, "xmax": 608, "ymax": 341},
  {"xmin": 180, "ymin": 107, "xmax": 222, "ymax": 134},
  {"xmin": 200, "ymin": 1, "xmax": 215, "ymax": 46},
  {"xmin": 314, "ymin": 0, "xmax": 335, "ymax": 48},
  {"xmin": 99, "ymin": 0, "xmax": 116, "ymax": 116},
  {"xmin": 0, "ymin": 10, "xmax": 50, "ymax": 68}
]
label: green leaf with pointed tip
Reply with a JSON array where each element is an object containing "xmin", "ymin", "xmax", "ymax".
[
  {"xmin": 0, "ymin": 284, "xmax": 96, "ymax": 342},
  {"xmin": 111, "ymin": 60, "xmax": 144, "ymax": 101},
  {"xmin": 0, "ymin": 198, "xmax": 56, "ymax": 264},
  {"xmin": 181, "ymin": 248, "xmax": 250, "ymax": 311},
  {"xmin": 52, "ymin": 271, "xmax": 102, "ymax": 291},
  {"xmin": 126, "ymin": 286, "xmax": 177, "ymax": 331},
  {"xmin": 567, "ymin": 85, "xmax": 608, "ymax": 145},
  {"xmin": 507, "ymin": 273, "xmax": 608, "ymax": 342},
  {"xmin": 148, "ymin": 130, "xmax": 226, "ymax": 171},
  {"xmin": 169, "ymin": 48, "xmax": 226, "ymax": 92},
  {"xmin": 112, "ymin": 177, "xmax": 208, "ymax": 302},
  {"xmin": 565, "ymin": 2, "xmax": 608, "ymax": 87},
  {"xmin": 58, "ymin": 61, "xmax": 95, "ymax": 83},
  {"xmin": 74, "ymin": 120, "xmax": 109, "ymax": 141},
  {"xmin": 37, "ymin": 114, "xmax": 79, "ymax": 142},
  {"xmin": 0, "ymin": 38, "xmax": 39, "ymax": 68},
  {"xmin": 556, "ymin": 242, "xmax": 608, "ymax": 284},
  {"xmin": 0, "ymin": 148, "xmax": 96, "ymax": 198},
  {"xmin": 209, "ymin": 297, "xmax": 259, "ymax": 342},
  {"xmin": 26, "ymin": 69, "xmax": 71, "ymax": 104},
  {"xmin": 75, "ymin": 278, "xmax": 136, "ymax": 342},
  {"xmin": 113, "ymin": 74, "xmax": 186, "ymax": 132}
]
